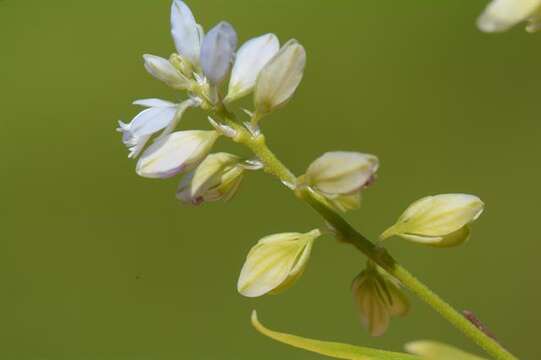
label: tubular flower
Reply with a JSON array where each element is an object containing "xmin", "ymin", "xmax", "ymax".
[
  {"xmin": 176, "ymin": 152, "xmax": 245, "ymax": 205},
  {"xmin": 381, "ymin": 194, "xmax": 484, "ymax": 247},
  {"xmin": 477, "ymin": 0, "xmax": 541, "ymax": 33},
  {"xmin": 237, "ymin": 229, "xmax": 321, "ymax": 297},
  {"xmin": 352, "ymin": 264, "xmax": 410, "ymax": 337}
]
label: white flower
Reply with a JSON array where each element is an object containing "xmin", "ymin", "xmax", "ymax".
[
  {"xmin": 136, "ymin": 130, "xmax": 219, "ymax": 178},
  {"xmin": 117, "ymin": 99, "xmax": 196, "ymax": 158},
  {"xmin": 200, "ymin": 21, "xmax": 238, "ymax": 86},
  {"xmin": 352, "ymin": 265, "xmax": 409, "ymax": 337},
  {"xmin": 254, "ymin": 39, "xmax": 306, "ymax": 115},
  {"xmin": 477, "ymin": 0, "xmax": 541, "ymax": 33},
  {"xmin": 237, "ymin": 229, "xmax": 321, "ymax": 297},
  {"xmin": 143, "ymin": 54, "xmax": 191, "ymax": 89},
  {"xmin": 176, "ymin": 152, "xmax": 244, "ymax": 204},
  {"xmin": 381, "ymin": 194, "xmax": 485, "ymax": 247},
  {"xmin": 225, "ymin": 34, "xmax": 280, "ymax": 102},
  {"xmin": 170, "ymin": 0, "xmax": 203, "ymax": 67},
  {"xmin": 305, "ymin": 151, "xmax": 379, "ymax": 195}
]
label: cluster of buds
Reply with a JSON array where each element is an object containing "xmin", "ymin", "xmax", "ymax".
[{"xmin": 119, "ymin": 0, "xmax": 488, "ymax": 340}]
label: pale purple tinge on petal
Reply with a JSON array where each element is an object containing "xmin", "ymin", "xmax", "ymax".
[
  {"xmin": 226, "ymin": 33, "xmax": 280, "ymax": 102},
  {"xmin": 171, "ymin": 0, "xmax": 202, "ymax": 66},
  {"xmin": 200, "ymin": 21, "xmax": 238, "ymax": 85},
  {"xmin": 136, "ymin": 130, "xmax": 219, "ymax": 179}
]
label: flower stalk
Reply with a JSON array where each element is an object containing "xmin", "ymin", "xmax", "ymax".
[{"xmin": 215, "ymin": 109, "xmax": 517, "ymax": 360}]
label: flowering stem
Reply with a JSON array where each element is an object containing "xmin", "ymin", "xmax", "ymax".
[{"xmin": 219, "ymin": 113, "xmax": 517, "ymax": 360}]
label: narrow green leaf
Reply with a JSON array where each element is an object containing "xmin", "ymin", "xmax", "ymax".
[
  {"xmin": 251, "ymin": 311, "xmax": 420, "ymax": 360},
  {"xmin": 405, "ymin": 340, "xmax": 487, "ymax": 360}
]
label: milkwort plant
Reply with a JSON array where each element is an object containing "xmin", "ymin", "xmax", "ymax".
[{"xmin": 117, "ymin": 1, "xmax": 531, "ymax": 359}]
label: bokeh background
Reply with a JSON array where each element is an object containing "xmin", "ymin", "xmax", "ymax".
[{"xmin": 1, "ymin": 0, "xmax": 540, "ymax": 359}]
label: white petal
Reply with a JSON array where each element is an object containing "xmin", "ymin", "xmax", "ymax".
[
  {"xmin": 154, "ymin": 98, "xmax": 199, "ymax": 141},
  {"xmin": 121, "ymin": 106, "xmax": 177, "ymax": 141},
  {"xmin": 226, "ymin": 34, "xmax": 280, "ymax": 102},
  {"xmin": 136, "ymin": 130, "xmax": 219, "ymax": 178},
  {"xmin": 143, "ymin": 54, "xmax": 190, "ymax": 89},
  {"xmin": 171, "ymin": 0, "xmax": 202, "ymax": 66},
  {"xmin": 477, "ymin": 0, "xmax": 541, "ymax": 32},
  {"xmin": 200, "ymin": 21, "xmax": 238, "ymax": 85},
  {"xmin": 133, "ymin": 98, "xmax": 176, "ymax": 108},
  {"xmin": 254, "ymin": 39, "xmax": 306, "ymax": 114}
]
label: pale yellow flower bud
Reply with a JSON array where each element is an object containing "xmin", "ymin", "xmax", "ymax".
[
  {"xmin": 254, "ymin": 39, "xmax": 306, "ymax": 115},
  {"xmin": 237, "ymin": 229, "xmax": 321, "ymax": 297},
  {"xmin": 176, "ymin": 152, "xmax": 244, "ymax": 205},
  {"xmin": 381, "ymin": 194, "xmax": 484, "ymax": 247},
  {"xmin": 405, "ymin": 340, "xmax": 487, "ymax": 360},
  {"xmin": 477, "ymin": 0, "xmax": 541, "ymax": 33},
  {"xmin": 305, "ymin": 152, "xmax": 379, "ymax": 196},
  {"xmin": 352, "ymin": 265, "xmax": 409, "ymax": 337}
]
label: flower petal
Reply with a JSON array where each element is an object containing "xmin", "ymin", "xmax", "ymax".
[
  {"xmin": 237, "ymin": 230, "xmax": 320, "ymax": 297},
  {"xmin": 143, "ymin": 54, "xmax": 191, "ymax": 89},
  {"xmin": 136, "ymin": 130, "xmax": 219, "ymax": 178},
  {"xmin": 306, "ymin": 152, "xmax": 379, "ymax": 195},
  {"xmin": 382, "ymin": 194, "xmax": 484, "ymax": 240},
  {"xmin": 254, "ymin": 39, "xmax": 306, "ymax": 114},
  {"xmin": 171, "ymin": 0, "xmax": 201, "ymax": 66},
  {"xmin": 226, "ymin": 33, "xmax": 280, "ymax": 102},
  {"xmin": 200, "ymin": 21, "xmax": 238, "ymax": 85},
  {"xmin": 477, "ymin": 0, "xmax": 541, "ymax": 32},
  {"xmin": 133, "ymin": 98, "xmax": 176, "ymax": 108},
  {"xmin": 117, "ymin": 105, "xmax": 178, "ymax": 153}
]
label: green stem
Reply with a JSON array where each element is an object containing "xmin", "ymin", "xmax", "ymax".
[{"xmin": 219, "ymin": 115, "xmax": 517, "ymax": 360}]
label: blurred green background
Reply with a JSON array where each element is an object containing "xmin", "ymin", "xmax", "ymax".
[{"xmin": 1, "ymin": 0, "xmax": 540, "ymax": 359}]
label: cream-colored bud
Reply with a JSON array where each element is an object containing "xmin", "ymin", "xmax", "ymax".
[
  {"xmin": 352, "ymin": 265, "xmax": 409, "ymax": 337},
  {"xmin": 254, "ymin": 39, "xmax": 306, "ymax": 115},
  {"xmin": 237, "ymin": 229, "xmax": 321, "ymax": 297},
  {"xmin": 477, "ymin": 0, "xmax": 541, "ymax": 33},
  {"xmin": 405, "ymin": 340, "xmax": 487, "ymax": 360},
  {"xmin": 305, "ymin": 151, "xmax": 379, "ymax": 195},
  {"xmin": 176, "ymin": 152, "xmax": 244, "ymax": 204},
  {"xmin": 381, "ymin": 194, "xmax": 484, "ymax": 247}
]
